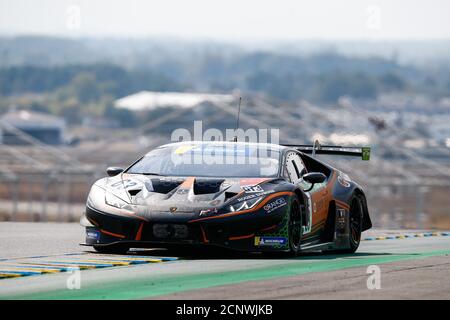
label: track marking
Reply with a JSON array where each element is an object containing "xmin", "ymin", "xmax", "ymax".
[
  {"xmin": 0, "ymin": 273, "xmax": 21, "ymax": 279},
  {"xmin": 85, "ymin": 258, "xmax": 163, "ymax": 264},
  {"xmin": 0, "ymin": 266, "xmax": 62, "ymax": 273},
  {"xmin": 21, "ymin": 262, "xmax": 97, "ymax": 270},
  {"xmin": 0, "ymin": 252, "xmax": 89, "ymax": 262},
  {"xmin": 363, "ymin": 231, "xmax": 449, "ymax": 241},
  {"xmin": 0, "ymin": 254, "xmax": 179, "ymax": 279},
  {"xmin": 1, "ymin": 232, "xmax": 446, "ymax": 281},
  {"xmin": 8, "ymin": 248, "xmax": 450, "ymax": 300},
  {"xmin": 7, "ymin": 264, "xmax": 77, "ymax": 272},
  {"xmin": 52, "ymin": 259, "xmax": 132, "ymax": 266},
  {"xmin": 0, "ymin": 270, "xmax": 42, "ymax": 276}
]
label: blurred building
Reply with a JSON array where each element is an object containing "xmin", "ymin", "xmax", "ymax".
[
  {"xmin": 0, "ymin": 110, "xmax": 65, "ymax": 145},
  {"xmin": 81, "ymin": 116, "xmax": 120, "ymax": 129},
  {"xmin": 115, "ymin": 91, "xmax": 234, "ymax": 111}
]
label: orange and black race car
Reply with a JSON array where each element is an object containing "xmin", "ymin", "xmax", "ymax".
[{"xmin": 81, "ymin": 141, "xmax": 372, "ymax": 255}]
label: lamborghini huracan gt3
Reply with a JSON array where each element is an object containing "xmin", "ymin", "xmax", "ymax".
[{"xmin": 81, "ymin": 141, "xmax": 372, "ymax": 255}]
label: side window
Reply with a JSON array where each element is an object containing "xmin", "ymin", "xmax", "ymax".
[{"xmin": 285, "ymin": 152, "xmax": 307, "ymax": 182}]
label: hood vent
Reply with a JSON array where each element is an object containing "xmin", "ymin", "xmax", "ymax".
[
  {"xmin": 146, "ymin": 179, "xmax": 183, "ymax": 194},
  {"xmin": 128, "ymin": 189, "xmax": 142, "ymax": 197},
  {"xmin": 193, "ymin": 179, "xmax": 225, "ymax": 195},
  {"xmin": 225, "ymin": 191, "xmax": 239, "ymax": 201}
]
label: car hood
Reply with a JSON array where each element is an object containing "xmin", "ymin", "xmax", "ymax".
[{"xmin": 96, "ymin": 174, "xmax": 274, "ymax": 213}]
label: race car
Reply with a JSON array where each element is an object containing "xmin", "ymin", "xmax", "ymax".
[{"xmin": 81, "ymin": 141, "xmax": 372, "ymax": 255}]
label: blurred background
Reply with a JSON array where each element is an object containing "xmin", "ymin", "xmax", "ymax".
[{"xmin": 0, "ymin": 0, "xmax": 449, "ymax": 229}]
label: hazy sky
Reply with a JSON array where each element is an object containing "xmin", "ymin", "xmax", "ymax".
[{"xmin": 1, "ymin": 0, "xmax": 449, "ymax": 40}]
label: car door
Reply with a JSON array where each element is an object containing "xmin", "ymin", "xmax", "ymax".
[
  {"xmin": 284, "ymin": 151, "xmax": 328, "ymax": 238},
  {"xmin": 283, "ymin": 151, "xmax": 312, "ymax": 235}
]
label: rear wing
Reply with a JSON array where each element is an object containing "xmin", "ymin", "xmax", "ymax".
[{"xmin": 282, "ymin": 141, "xmax": 371, "ymax": 161}]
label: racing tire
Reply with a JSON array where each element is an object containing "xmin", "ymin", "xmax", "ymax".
[
  {"xmin": 328, "ymin": 194, "xmax": 363, "ymax": 254},
  {"xmin": 347, "ymin": 194, "xmax": 363, "ymax": 253},
  {"xmin": 287, "ymin": 195, "xmax": 303, "ymax": 256},
  {"xmin": 93, "ymin": 244, "xmax": 130, "ymax": 254}
]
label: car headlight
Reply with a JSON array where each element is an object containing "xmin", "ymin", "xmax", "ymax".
[
  {"xmin": 105, "ymin": 191, "xmax": 128, "ymax": 209},
  {"xmin": 228, "ymin": 196, "xmax": 263, "ymax": 213}
]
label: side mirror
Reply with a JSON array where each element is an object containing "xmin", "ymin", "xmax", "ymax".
[
  {"xmin": 106, "ymin": 167, "xmax": 124, "ymax": 177},
  {"xmin": 302, "ymin": 172, "xmax": 327, "ymax": 191}
]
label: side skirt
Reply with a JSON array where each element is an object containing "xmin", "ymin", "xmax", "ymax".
[
  {"xmin": 300, "ymin": 208, "xmax": 351, "ymax": 252},
  {"xmin": 300, "ymin": 241, "xmax": 334, "ymax": 252}
]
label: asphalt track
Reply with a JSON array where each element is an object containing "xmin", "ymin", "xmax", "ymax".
[{"xmin": 0, "ymin": 222, "xmax": 449, "ymax": 300}]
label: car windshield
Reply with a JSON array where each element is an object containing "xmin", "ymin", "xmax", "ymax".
[{"xmin": 127, "ymin": 143, "xmax": 280, "ymax": 177}]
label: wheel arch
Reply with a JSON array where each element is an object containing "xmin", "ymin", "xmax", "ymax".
[
  {"xmin": 353, "ymin": 188, "xmax": 372, "ymax": 231},
  {"xmin": 293, "ymin": 188, "xmax": 308, "ymax": 228}
]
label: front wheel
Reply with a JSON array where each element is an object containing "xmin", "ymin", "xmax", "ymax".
[{"xmin": 288, "ymin": 196, "xmax": 303, "ymax": 256}]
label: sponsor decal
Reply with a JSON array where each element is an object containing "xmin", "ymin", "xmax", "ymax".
[
  {"xmin": 313, "ymin": 199, "xmax": 324, "ymax": 213},
  {"xmin": 263, "ymin": 198, "xmax": 287, "ymax": 213},
  {"xmin": 86, "ymin": 230, "xmax": 100, "ymax": 240},
  {"xmin": 242, "ymin": 185, "xmax": 264, "ymax": 193},
  {"xmin": 200, "ymin": 146, "xmax": 249, "ymax": 156},
  {"xmin": 237, "ymin": 194, "xmax": 258, "ymax": 202},
  {"xmin": 111, "ymin": 179, "xmax": 138, "ymax": 190},
  {"xmin": 177, "ymin": 188, "xmax": 189, "ymax": 195},
  {"xmin": 237, "ymin": 189, "xmax": 274, "ymax": 202},
  {"xmin": 221, "ymin": 182, "xmax": 231, "ymax": 189},
  {"xmin": 338, "ymin": 174, "xmax": 351, "ymax": 188},
  {"xmin": 209, "ymin": 199, "xmax": 221, "ymax": 206},
  {"xmin": 255, "ymin": 236, "xmax": 287, "ymax": 246},
  {"xmin": 199, "ymin": 208, "xmax": 218, "ymax": 216},
  {"xmin": 174, "ymin": 145, "xmax": 198, "ymax": 155}
]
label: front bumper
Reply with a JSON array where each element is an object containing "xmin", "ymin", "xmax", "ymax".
[{"xmin": 83, "ymin": 203, "xmax": 290, "ymax": 252}]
